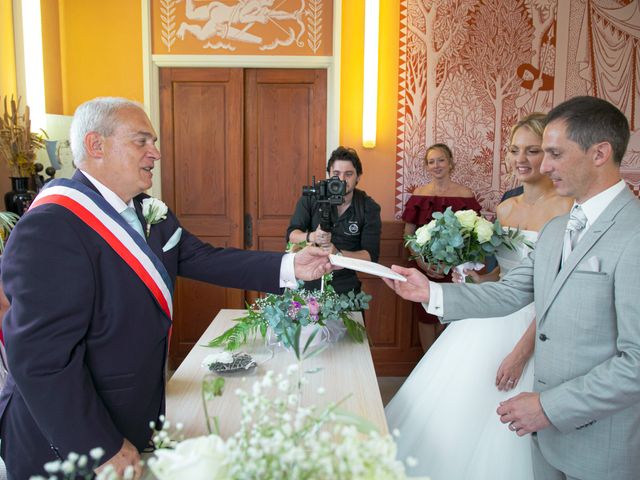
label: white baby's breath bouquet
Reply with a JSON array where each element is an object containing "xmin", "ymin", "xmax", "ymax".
[
  {"xmin": 405, "ymin": 207, "xmax": 526, "ymax": 275},
  {"xmin": 149, "ymin": 366, "xmax": 412, "ymax": 480},
  {"xmin": 34, "ymin": 331, "xmax": 424, "ymax": 480}
]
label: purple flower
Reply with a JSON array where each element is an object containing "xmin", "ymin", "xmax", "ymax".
[
  {"xmin": 307, "ymin": 298, "xmax": 320, "ymax": 317},
  {"xmin": 287, "ymin": 300, "xmax": 302, "ymax": 319}
]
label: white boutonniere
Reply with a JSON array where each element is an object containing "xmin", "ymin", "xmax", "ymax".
[{"xmin": 142, "ymin": 197, "xmax": 168, "ymax": 237}]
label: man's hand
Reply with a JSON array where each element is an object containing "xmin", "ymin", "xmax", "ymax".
[
  {"xmin": 497, "ymin": 392, "xmax": 551, "ymax": 436},
  {"xmin": 313, "ymin": 225, "xmax": 331, "ymax": 248},
  {"xmin": 382, "ymin": 265, "xmax": 431, "ymax": 303},
  {"xmin": 95, "ymin": 438, "xmax": 142, "ymax": 479},
  {"xmin": 293, "ymin": 245, "xmax": 333, "ymax": 280}
]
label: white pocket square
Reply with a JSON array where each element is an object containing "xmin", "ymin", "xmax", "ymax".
[
  {"xmin": 578, "ymin": 255, "xmax": 600, "ymax": 272},
  {"xmin": 162, "ymin": 227, "xmax": 182, "ymax": 252}
]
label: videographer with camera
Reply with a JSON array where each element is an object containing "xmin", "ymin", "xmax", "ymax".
[{"xmin": 287, "ymin": 146, "xmax": 381, "ymax": 294}]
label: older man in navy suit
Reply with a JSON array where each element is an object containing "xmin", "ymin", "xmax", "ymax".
[{"xmin": 0, "ymin": 97, "xmax": 332, "ymax": 479}]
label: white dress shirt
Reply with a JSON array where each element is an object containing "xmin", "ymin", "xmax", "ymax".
[
  {"xmin": 80, "ymin": 170, "xmax": 298, "ymax": 288},
  {"xmin": 423, "ymin": 180, "xmax": 628, "ymax": 317}
]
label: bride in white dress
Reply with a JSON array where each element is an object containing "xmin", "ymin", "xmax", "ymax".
[{"xmin": 386, "ymin": 114, "xmax": 573, "ymax": 480}]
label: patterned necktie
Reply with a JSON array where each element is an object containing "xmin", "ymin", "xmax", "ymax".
[
  {"xmin": 121, "ymin": 207, "xmax": 145, "ymax": 239},
  {"xmin": 561, "ymin": 205, "xmax": 587, "ymax": 266}
]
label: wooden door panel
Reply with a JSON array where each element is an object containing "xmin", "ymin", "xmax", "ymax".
[
  {"xmin": 160, "ymin": 68, "xmax": 244, "ymax": 367},
  {"xmin": 244, "ymin": 69, "xmax": 327, "ymax": 302},
  {"xmin": 256, "ymin": 85, "xmax": 312, "ymax": 217},
  {"xmin": 360, "ymin": 275, "xmax": 400, "ymax": 346},
  {"xmin": 173, "ymin": 84, "xmax": 227, "ymax": 217},
  {"xmin": 160, "ymin": 67, "xmax": 422, "ymax": 375}
]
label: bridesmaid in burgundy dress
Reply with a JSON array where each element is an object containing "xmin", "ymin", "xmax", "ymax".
[{"xmin": 402, "ymin": 143, "xmax": 481, "ymax": 351}]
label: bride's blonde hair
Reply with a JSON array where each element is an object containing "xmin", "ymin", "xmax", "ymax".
[{"xmin": 509, "ymin": 112, "xmax": 546, "ymax": 143}]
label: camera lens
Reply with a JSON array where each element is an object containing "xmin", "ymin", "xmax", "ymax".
[{"xmin": 328, "ymin": 179, "xmax": 344, "ymax": 195}]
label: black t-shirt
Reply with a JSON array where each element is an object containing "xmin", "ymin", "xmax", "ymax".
[{"xmin": 286, "ymin": 189, "xmax": 382, "ymax": 293}]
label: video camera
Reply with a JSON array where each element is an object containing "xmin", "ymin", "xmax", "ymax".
[{"xmin": 302, "ymin": 176, "xmax": 346, "ymax": 232}]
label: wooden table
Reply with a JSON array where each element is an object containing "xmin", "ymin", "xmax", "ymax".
[{"xmin": 165, "ymin": 309, "xmax": 388, "ymax": 439}]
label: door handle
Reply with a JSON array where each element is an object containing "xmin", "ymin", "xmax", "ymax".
[{"xmin": 244, "ymin": 213, "xmax": 253, "ymax": 248}]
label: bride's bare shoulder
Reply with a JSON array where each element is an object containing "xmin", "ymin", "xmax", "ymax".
[
  {"xmin": 546, "ymin": 194, "xmax": 573, "ymax": 216},
  {"xmin": 496, "ymin": 197, "xmax": 517, "ymax": 223}
]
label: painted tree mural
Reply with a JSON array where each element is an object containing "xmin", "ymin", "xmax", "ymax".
[
  {"xmin": 409, "ymin": 0, "xmax": 474, "ymax": 148},
  {"xmin": 396, "ymin": 0, "xmax": 640, "ymax": 217},
  {"xmin": 461, "ymin": 0, "xmax": 533, "ymax": 191}
]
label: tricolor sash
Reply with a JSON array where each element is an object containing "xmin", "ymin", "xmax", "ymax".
[{"xmin": 29, "ymin": 179, "xmax": 173, "ymax": 320}]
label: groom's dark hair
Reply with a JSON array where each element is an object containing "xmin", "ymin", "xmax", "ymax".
[{"xmin": 546, "ymin": 96, "xmax": 630, "ymax": 165}]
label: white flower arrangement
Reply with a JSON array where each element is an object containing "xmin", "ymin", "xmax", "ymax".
[
  {"xmin": 405, "ymin": 207, "xmax": 528, "ymax": 275},
  {"xmin": 148, "ymin": 368, "xmax": 413, "ymax": 480},
  {"xmin": 34, "ymin": 331, "xmax": 424, "ymax": 480},
  {"xmin": 141, "ymin": 197, "xmax": 168, "ymax": 237}
]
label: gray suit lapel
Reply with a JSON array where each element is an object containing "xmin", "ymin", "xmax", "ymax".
[{"xmin": 537, "ymin": 187, "xmax": 634, "ymax": 325}]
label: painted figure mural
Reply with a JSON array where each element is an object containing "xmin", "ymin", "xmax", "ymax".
[{"xmin": 153, "ymin": 0, "xmax": 329, "ymax": 55}]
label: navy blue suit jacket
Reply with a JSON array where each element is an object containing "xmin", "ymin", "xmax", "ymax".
[{"xmin": 0, "ymin": 171, "xmax": 282, "ymax": 478}]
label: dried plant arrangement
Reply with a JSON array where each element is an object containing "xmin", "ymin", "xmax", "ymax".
[{"xmin": 0, "ymin": 96, "xmax": 47, "ymax": 177}]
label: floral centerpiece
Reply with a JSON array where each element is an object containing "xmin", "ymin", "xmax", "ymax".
[
  {"xmin": 0, "ymin": 96, "xmax": 47, "ymax": 177},
  {"xmin": 405, "ymin": 207, "xmax": 527, "ymax": 276},
  {"xmin": 147, "ymin": 367, "xmax": 413, "ymax": 480},
  {"xmin": 207, "ymin": 274, "xmax": 371, "ymax": 350},
  {"xmin": 34, "ymin": 331, "xmax": 425, "ymax": 480}
]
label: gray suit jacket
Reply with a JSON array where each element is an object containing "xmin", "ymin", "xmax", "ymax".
[{"xmin": 440, "ymin": 187, "xmax": 640, "ymax": 480}]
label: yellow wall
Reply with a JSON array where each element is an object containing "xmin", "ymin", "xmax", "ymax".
[
  {"xmin": 0, "ymin": 0, "xmax": 16, "ymax": 97},
  {"xmin": 38, "ymin": 0, "xmax": 399, "ymax": 218},
  {"xmin": 41, "ymin": 0, "xmax": 63, "ymax": 114},
  {"xmin": 42, "ymin": 0, "xmax": 143, "ymax": 115},
  {"xmin": 0, "ymin": 0, "xmax": 16, "ymax": 194},
  {"xmin": 340, "ymin": 0, "xmax": 399, "ymax": 221}
]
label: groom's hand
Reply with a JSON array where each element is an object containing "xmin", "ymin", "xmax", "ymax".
[
  {"xmin": 293, "ymin": 245, "xmax": 333, "ymax": 280},
  {"xmin": 497, "ymin": 392, "xmax": 551, "ymax": 436},
  {"xmin": 382, "ymin": 266, "xmax": 430, "ymax": 303}
]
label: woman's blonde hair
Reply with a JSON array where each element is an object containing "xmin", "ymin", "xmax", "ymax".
[{"xmin": 509, "ymin": 112, "xmax": 547, "ymax": 144}]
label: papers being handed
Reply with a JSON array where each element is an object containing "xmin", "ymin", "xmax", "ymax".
[{"xmin": 329, "ymin": 255, "xmax": 407, "ymax": 282}]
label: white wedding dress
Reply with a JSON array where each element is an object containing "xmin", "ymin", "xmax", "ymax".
[{"xmin": 386, "ymin": 231, "xmax": 537, "ymax": 480}]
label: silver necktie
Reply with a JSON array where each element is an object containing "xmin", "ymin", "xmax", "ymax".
[{"xmin": 561, "ymin": 205, "xmax": 587, "ymax": 265}]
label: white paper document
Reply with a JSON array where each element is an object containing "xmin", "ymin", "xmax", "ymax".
[{"xmin": 329, "ymin": 255, "xmax": 407, "ymax": 282}]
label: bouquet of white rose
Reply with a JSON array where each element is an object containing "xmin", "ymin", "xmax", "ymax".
[{"xmin": 405, "ymin": 207, "xmax": 526, "ymax": 277}]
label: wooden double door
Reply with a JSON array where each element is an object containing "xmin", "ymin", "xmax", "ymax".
[{"xmin": 159, "ymin": 67, "xmax": 327, "ymax": 367}]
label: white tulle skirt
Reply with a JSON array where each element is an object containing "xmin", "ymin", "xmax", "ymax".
[{"xmin": 386, "ymin": 304, "xmax": 535, "ymax": 480}]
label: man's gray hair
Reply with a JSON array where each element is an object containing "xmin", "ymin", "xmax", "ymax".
[{"xmin": 69, "ymin": 97, "xmax": 144, "ymax": 167}]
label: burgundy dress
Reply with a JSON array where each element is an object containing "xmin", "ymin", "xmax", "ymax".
[{"xmin": 402, "ymin": 195, "xmax": 482, "ymax": 324}]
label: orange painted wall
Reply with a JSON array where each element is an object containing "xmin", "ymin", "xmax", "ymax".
[
  {"xmin": 42, "ymin": 0, "xmax": 144, "ymax": 115},
  {"xmin": 340, "ymin": 0, "xmax": 399, "ymax": 221},
  {"xmin": 41, "ymin": 0, "xmax": 63, "ymax": 114},
  {"xmin": 39, "ymin": 1, "xmax": 399, "ymax": 218},
  {"xmin": 0, "ymin": 0, "xmax": 16, "ymax": 194},
  {"xmin": 0, "ymin": 0, "xmax": 16, "ymax": 97}
]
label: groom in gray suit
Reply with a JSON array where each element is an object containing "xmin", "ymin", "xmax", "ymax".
[{"xmin": 385, "ymin": 96, "xmax": 640, "ymax": 480}]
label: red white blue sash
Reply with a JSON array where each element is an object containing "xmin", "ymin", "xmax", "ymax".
[{"xmin": 29, "ymin": 179, "xmax": 173, "ymax": 320}]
